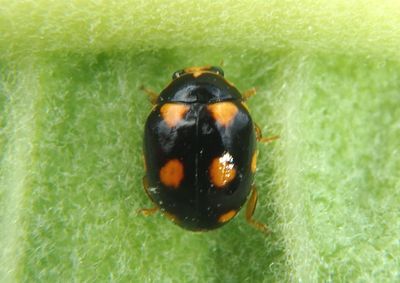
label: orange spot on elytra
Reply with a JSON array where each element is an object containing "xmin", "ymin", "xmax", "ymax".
[
  {"xmin": 251, "ymin": 150, "xmax": 258, "ymax": 173},
  {"xmin": 209, "ymin": 152, "xmax": 236, "ymax": 188},
  {"xmin": 207, "ymin": 102, "xmax": 238, "ymax": 127},
  {"xmin": 160, "ymin": 103, "xmax": 189, "ymax": 127},
  {"xmin": 160, "ymin": 159, "xmax": 184, "ymax": 188},
  {"xmin": 218, "ymin": 210, "xmax": 237, "ymax": 223}
]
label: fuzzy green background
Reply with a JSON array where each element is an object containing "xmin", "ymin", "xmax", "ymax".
[{"xmin": 1, "ymin": 1, "xmax": 400, "ymax": 282}]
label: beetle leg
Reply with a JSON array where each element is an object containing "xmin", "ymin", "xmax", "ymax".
[
  {"xmin": 242, "ymin": 87, "xmax": 257, "ymax": 100},
  {"xmin": 139, "ymin": 206, "xmax": 159, "ymax": 216},
  {"xmin": 245, "ymin": 185, "xmax": 270, "ymax": 234},
  {"xmin": 140, "ymin": 85, "xmax": 158, "ymax": 105},
  {"xmin": 138, "ymin": 176, "xmax": 159, "ymax": 216},
  {"xmin": 254, "ymin": 123, "xmax": 279, "ymax": 143}
]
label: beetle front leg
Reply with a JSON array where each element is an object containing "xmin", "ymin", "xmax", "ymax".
[
  {"xmin": 140, "ymin": 85, "xmax": 158, "ymax": 105},
  {"xmin": 242, "ymin": 87, "xmax": 257, "ymax": 101}
]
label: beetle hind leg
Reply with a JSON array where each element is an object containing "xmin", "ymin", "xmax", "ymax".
[
  {"xmin": 245, "ymin": 185, "xmax": 270, "ymax": 235},
  {"xmin": 138, "ymin": 176, "xmax": 159, "ymax": 216}
]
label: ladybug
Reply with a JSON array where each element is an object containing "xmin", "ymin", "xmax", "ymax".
[{"xmin": 141, "ymin": 66, "xmax": 276, "ymax": 233}]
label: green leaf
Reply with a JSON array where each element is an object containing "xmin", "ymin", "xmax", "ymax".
[{"xmin": 1, "ymin": 1, "xmax": 399, "ymax": 282}]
